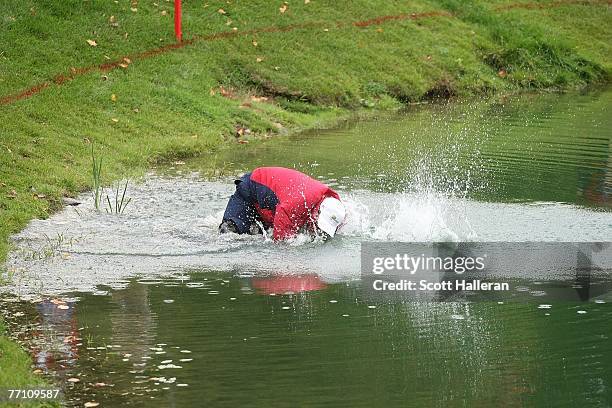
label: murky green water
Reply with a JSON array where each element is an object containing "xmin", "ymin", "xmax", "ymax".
[
  {"xmin": 2, "ymin": 89, "xmax": 611, "ymax": 407},
  {"xmin": 205, "ymin": 89, "xmax": 611, "ymax": 207}
]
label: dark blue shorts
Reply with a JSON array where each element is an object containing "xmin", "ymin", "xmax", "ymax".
[{"xmin": 222, "ymin": 173, "xmax": 259, "ymax": 234}]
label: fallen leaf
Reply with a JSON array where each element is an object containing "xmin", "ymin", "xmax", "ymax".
[
  {"xmin": 32, "ymin": 369, "xmax": 43, "ymax": 374},
  {"xmin": 235, "ymin": 125, "xmax": 251, "ymax": 137},
  {"xmin": 86, "ymin": 39, "xmax": 97, "ymax": 47},
  {"xmin": 376, "ymin": 28, "xmax": 383, "ymax": 33},
  {"xmin": 67, "ymin": 377, "xmax": 80, "ymax": 383},
  {"xmin": 252, "ymin": 40, "xmax": 258, "ymax": 47},
  {"xmin": 111, "ymin": 94, "xmax": 117, "ymax": 102},
  {"xmin": 218, "ymin": 86, "xmax": 234, "ymax": 98},
  {"xmin": 101, "ymin": 75, "xmax": 108, "ymax": 81},
  {"xmin": 161, "ymin": 10, "xmax": 167, "ymax": 16},
  {"xmin": 111, "ymin": 118, "xmax": 119, "ymax": 123},
  {"xmin": 58, "ymin": 305, "xmax": 70, "ymax": 310},
  {"xmin": 84, "ymin": 403, "xmax": 100, "ymax": 408},
  {"xmin": 123, "ymin": 57, "xmax": 132, "ymax": 64},
  {"xmin": 118, "ymin": 63, "xmax": 128, "ymax": 69},
  {"xmin": 130, "ymin": 7, "xmax": 138, "ymax": 12},
  {"xmin": 209, "ymin": 88, "xmax": 216, "ymax": 96},
  {"xmin": 6, "ymin": 190, "xmax": 17, "ymax": 199},
  {"xmin": 238, "ymin": 140, "xmax": 249, "ymax": 144},
  {"xmin": 305, "ymin": 0, "xmax": 310, "ymax": 3},
  {"xmin": 256, "ymin": 57, "xmax": 263, "ymax": 63},
  {"xmin": 498, "ymin": 69, "xmax": 507, "ymax": 78},
  {"xmin": 279, "ymin": 4, "xmax": 288, "ymax": 13},
  {"xmin": 323, "ymin": 28, "xmax": 329, "ymax": 32},
  {"xmin": 218, "ymin": 8, "xmax": 226, "ymax": 14}
]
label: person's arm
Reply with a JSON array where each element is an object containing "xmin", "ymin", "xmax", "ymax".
[{"xmin": 272, "ymin": 204, "xmax": 300, "ymax": 240}]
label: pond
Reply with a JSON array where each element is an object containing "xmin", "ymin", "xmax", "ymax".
[{"xmin": 2, "ymin": 88, "xmax": 611, "ymax": 407}]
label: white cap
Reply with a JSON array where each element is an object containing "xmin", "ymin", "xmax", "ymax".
[{"xmin": 317, "ymin": 197, "xmax": 346, "ymax": 237}]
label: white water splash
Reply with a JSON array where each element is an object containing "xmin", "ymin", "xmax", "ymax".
[{"xmin": 3, "ymin": 174, "xmax": 610, "ymax": 297}]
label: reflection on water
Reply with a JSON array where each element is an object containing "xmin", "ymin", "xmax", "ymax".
[
  {"xmin": 2, "ymin": 88, "xmax": 612, "ymax": 406},
  {"xmin": 2, "ymin": 272, "xmax": 611, "ymax": 407}
]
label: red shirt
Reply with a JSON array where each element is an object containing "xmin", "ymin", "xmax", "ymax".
[{"xmin": 250, "ymin": 167, "xmax": 340, "ymax": 240}]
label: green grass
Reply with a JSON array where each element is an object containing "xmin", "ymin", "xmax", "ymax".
[
  {"xmin": 0, "ymin": 320, "xmax": 60, "ymax": 407},
  {"xmin": 0, "ymin": 0, "xmax": 610, "ymax": 390}
]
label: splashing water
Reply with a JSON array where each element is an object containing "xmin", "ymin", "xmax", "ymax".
[{"xmin": 3, "ymin": 171, "xmax": 609, "ymax": 298}]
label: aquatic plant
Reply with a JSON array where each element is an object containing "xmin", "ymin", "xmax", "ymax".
[
  {"xmin": 105, "ymin": 180, "xmax": 132, "ymax": 215},
  {"xmin": 91, "ymin": 144, "xmax": 103, "ymax": 211},
  {"xmin": 0, "ymin": 266, "xmax": 15, "ymax": 286},
  {"xmin": 91, "ymin": 144, "xmax": 132, "ymax": 214}
]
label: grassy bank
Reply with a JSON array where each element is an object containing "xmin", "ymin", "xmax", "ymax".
[
  {"xmin": 0, "ymin": 319, "xmax": 59, "ymax": 408},
  {"xmin": 0, "ymin": 0, "xmax": 611, "ymax": 389}
]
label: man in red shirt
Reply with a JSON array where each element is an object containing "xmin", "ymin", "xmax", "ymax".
[{"xmin": 219, "ymin": 167, "xmax": 347, "ymax": 240}]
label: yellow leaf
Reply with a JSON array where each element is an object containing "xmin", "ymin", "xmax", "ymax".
[
  {"xmin": 130, "ymin": 7, "xmax": 137, "ymax": 12},
  {"xmin": 305, "ymin": 0, "xmax": 310, "ymax": 3},
  {"xmin": 252, "ymin": 40, "xmax": 258, "ymax": 47},
  {"xmin": 111, "ymin": 94, "xmax": 117, "ymax": 102},
  {"xmin": 111, "ymin": 118, "xmax": 119, "ymax": 123},
  {"xmin": 86, "ymin": 39, "xmax": 97, "ymax": 47},
  {"xmin": 279, "ymin": 4, "xmax": 288, "ymax": 13},
  {"xmin": 256, "ymin": 57, "xmax": 263, "ymax": 63},
  {"xmin": 218, "ymin": 8, "xmax": 226, "ymax": 14}
]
